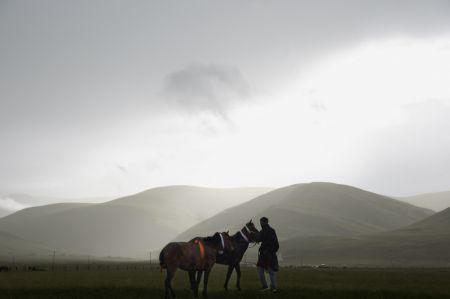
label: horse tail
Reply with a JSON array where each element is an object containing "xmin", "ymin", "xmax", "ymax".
[{"xmin": 159, "ymin": 248, "xmax": 166, "ymax": 273}]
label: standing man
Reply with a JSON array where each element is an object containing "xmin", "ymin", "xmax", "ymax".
[{"xmin": 256, "ymin": 216, "xmax": 279, "ymax": 293}]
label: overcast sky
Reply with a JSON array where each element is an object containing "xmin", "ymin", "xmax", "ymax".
[{"xmin": 1, "ymin": 0, "xmax": 450, "ymax": 200}]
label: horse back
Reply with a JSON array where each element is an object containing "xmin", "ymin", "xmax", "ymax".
[{"xmin": 161, "ymin": 241, "xmax": 212, "ymax": 271}]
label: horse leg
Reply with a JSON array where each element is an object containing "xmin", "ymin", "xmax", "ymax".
[
  {"xmin": 196, "ymin": 270, "xmax": 203, "ymax": 293},
  {"xmin": 164, "ymin": 270, "xmax": 171, "ymax": 299},
  {"xmin": 202, "ymin": 269, "xmax": 211, "ymax": 298},
  {"xmin": 235, "ymin": 263, "xmax": 242, "ymax": 291},
  {"xmin": 223, "ymin": 265, "xmax": 234, "ymax": 291},
  {"xmin": 164, "ymin": 269, "xmax": 170, "ymax": 299},
  {"xmin": 165, "ymin": 267, "xmax": 177, "ymax": 299},
  {"xmin": 189, "ymin": 270, "xmax": 199, "ymax": 298}
]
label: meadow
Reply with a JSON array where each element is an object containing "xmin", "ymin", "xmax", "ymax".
[{"xmin": 2, "ymin": 264, "xmax": 450, "ymax": 299}]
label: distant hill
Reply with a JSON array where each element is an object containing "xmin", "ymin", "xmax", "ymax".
[
  {"xmin": 397, "ymin": 191, "xmax": 450, "ymax": 212},
  {"xmin": 0, "ymin": 194, "xmax": 115, "ymax": 218},
  {"xmin": 107, "ymin": 186, "xmax": 272, "ymax": 226},
  {"xmin": 0, "ymin": 229, "xmax": 52, "ymax": 260},
  {"xmin": 403, "ymin": 206, "xmax": 450, "ymax": 234},
  {"xmin": 0, "ymin": 203, "xmax": 93, "ymax": 226},
  {"xmin": 281, "ymin": 207, "xmax": 450, "ymax": 266},
  {"xmin": 0, "ymin": 195, "xmax": 33, "ymax": 218},
  {"xmin": 177, "ymin": 182, "xmax": 433, "ymax": 242},
  {"xmin": 0, "ymin": 208, "xmax": 10, "ymax": 218},
  {"xmin": 0, "ymin": 186, "xmax": 271, "ymax": 259}
]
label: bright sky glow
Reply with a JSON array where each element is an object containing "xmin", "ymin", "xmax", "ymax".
[
  {"xmin": 69, "ymin": 36, "xmax": 450, "ymax": 197},
  {"xmin": 2, "ymin": 1, "xmax": 450, "ymax": 200}
]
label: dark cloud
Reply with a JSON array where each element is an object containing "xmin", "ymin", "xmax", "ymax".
[
  {"xmin": 116, "ymin": 164, "xmax": 128, "ymax": 174},
  {"xmin": 162, "ymin": 64, "xmax": 250, "ymax": 117}
]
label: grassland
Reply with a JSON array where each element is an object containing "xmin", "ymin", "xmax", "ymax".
[{"xmin": 2, "ymin": 265, "xmax": 450, "ymax": 299}]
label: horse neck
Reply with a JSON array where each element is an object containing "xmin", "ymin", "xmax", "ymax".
[
  {"xmin": 240, "ymin": 225, "xmax": 255, "ymax": 241},
  {"xmin": 233, "ymin": 229, "xmax": 252, "ymax": 246},
  {"xmin": 229, "ymin": 231, "xmax": 249, "ymax": 255},
  {"xmin": 232, "ymin": 231, "xmax": 241, "ymax": 239}
]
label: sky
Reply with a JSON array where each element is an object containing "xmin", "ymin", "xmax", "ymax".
[{"xmin": 1, "ymin": 0, "xmax": 450, "ymax": 201}]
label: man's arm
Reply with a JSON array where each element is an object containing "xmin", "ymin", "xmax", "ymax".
[{"xmin": 272, "ymin": 230, "xmax": 279, "ymax": 252}]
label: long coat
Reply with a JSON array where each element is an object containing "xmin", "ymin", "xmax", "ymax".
[{"xmin": 256, "ymin": 224, "xmax": 279, "ymax": 272}]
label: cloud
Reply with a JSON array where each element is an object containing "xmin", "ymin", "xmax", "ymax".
[
  {"xmin": 357, "ymin": 100, "xmax": 450, "ymax": 196},
  {"xmin": 310, "ymin": 101, "xmax": 327, "ymax": 112},
  {"xmin": 0, "ymin": 196, "xmax": 30, "ymax": 212},
  {"xmin": 162, "ymin": 64, "xmax": 250, "ymax": 117},
  {"xmin": 116, "ymin": 164, "xmax": 128, "ymax": 174}
]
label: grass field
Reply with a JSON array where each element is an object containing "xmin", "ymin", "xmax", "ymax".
[{"xmin": 2, "ymin": 265, "xmax": 450, "ymax": 299}]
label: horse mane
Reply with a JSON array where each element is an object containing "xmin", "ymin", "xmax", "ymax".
[
  {"xmin": 232, "ymin": 231, "xmax": 241, "ymax": 238},
  {"xmin": 202, "ymin": 232, "xmax": 220, "ymax": 244}
]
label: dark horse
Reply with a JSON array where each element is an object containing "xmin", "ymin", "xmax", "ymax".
[
  {"xmin": 194, "ymin": 220, "xmax": 260, "ymax": 291},
  {"xmin": 159, "ymin": 232, "xmax": 234, "ymax": 299}
]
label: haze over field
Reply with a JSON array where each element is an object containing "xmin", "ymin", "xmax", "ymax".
[
  {"xmin": 280, "ymin": 206, "xmax": 450, "ymax": 266},
  {"xmin": 177, "ymin": 183, "xmax": 433, "ymax": 242},
  {"xmin": 0, "ymin": 186, "xmax": 269, "ymax": 258},
  {"xmin": 398, "ymin": 191, "xmax": 450, "ymax": 212},
  {"xmin": 1, "ymin": 182, "xmax": 447, "ymax": 266}
]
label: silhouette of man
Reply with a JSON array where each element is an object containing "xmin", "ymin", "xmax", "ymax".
[{"xmin": 256, "ymin": 216, "xmax": 279, "ymax": 293}]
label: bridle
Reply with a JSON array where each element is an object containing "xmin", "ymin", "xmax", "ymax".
[
  {"xmin": 239, "ymin": 226, "xmax": 250, "ymax": 243},
  {"xmin": 240, "ymin": 224, "xmax": 258, "ymax": 247}
]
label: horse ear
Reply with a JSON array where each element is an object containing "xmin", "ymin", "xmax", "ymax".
[
  {"xmin": 226, "ymin": 230, "xmax": 229, "ymax": 234},
  {"xmin": 250, "ymin": 219, "xmax": 252, "ymax": 223}
]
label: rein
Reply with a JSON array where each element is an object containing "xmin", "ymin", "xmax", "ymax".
[{"xmin": 247, "ymin": 241, "xmax": 257, "ymax": 248}]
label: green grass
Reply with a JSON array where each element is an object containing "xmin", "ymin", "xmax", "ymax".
[{"xmin": 2, "ymin": 266, "xmax": 450, "ymax": 299}]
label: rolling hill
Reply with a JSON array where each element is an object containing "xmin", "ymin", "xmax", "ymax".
[
  {"xmin": 398, "ymin": 191, "xmax": 450, "ymax": 212},
  {"xmin": 0, "ymin": 194, "xmax": 115, "ymax": 219},
  {"xmin": 0, "ymin": 186, "xmax": 271, "ymax": 259},
  {"xmin": 0, "ymin": 208, "xmax": 10, "ymax": 218},
  {"xmin": 0, "ymin": 203, "xmax": 93, "ymax": 225},
  {"xmin": 281, "ymin": 206, "xmax": 450, "ymax": 266},
  {"xmin": 177, "ymin": 182, "xmax": 433, "ymax": 242},
  {"xmin": 0, "ymin": 229, "xmax": 52, "ymax": 261}
]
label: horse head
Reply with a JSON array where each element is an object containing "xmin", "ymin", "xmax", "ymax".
[{"xmin": 245, "ymin": 219, "xmax": 260, "ymax": 243}]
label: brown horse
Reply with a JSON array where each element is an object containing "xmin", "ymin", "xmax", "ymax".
[
  {"xmin": 194, "ymin": 220, "xmax": 260, "ymax": 291},
  {"xmin": 159, "ymin": 232, "xmax": 234, "ymax": 299}
]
